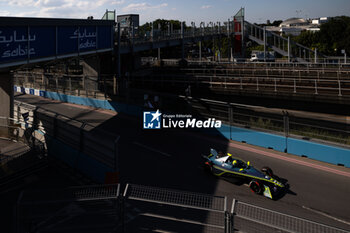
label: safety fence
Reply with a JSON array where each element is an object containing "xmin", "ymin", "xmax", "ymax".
[
  {"xmin": 0, "ymin": 116, "xmax": 47, "ymax": 194},
  {"xmin": 13, "ymin": 73, "xmax": 350, "ymax": 147},
  {"xmin": 232, "ymin": 201, "xmax": 349, "ymax": 233},
  {"xmin": 15, "ymin": 184, "xmax": 120, "ymax": 233},
  {"xmin": 122, "ymin": 184, "xmax": 227, "ymax": 233},
  {"xmin": 182, "ymin": 97, "xmax": 350, "ymax": 146},
  {"xmin": 13, "ymin": 61, "xmax": 350, "ymax": 102},
  {"xmin": 15, "ymin": 183, "xmax": 350, "ymax": 233},
  {"xmin": 14, "ymin": 71, "xmax": 111, "ymax": 99},
  {"xmin": 13, "ymin": 100, "xmax": 120, "ymax": 183},
  {"xmin": 0, "ymin": 119, "xmax": 44, "ymax": 163},
  {"xmin": 132, "ymin": 66, "xmax": 350, "ymax": 99}
]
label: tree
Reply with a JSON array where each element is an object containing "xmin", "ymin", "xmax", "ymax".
[
  {"xmin": 294, "ymin": 16, "xmax": 350, "ymax": 56},
  {"xmin": 139, "ymin": 19, "xmax": 187, "ymax": 35}
]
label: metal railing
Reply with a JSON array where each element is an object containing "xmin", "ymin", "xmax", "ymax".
[
  {"xmin": 244, "ymin": 21, "xmax": 321, "ymax": 62},
  {"xmin": 188, "ymin": 97, "xmax": 350, "ymax": 146},
  {"xmin": 14, "ymin": 71, "xmax": 110, "ymax": 99},
  {"xmin": 16, "ymin": 184, "xmax": 121, "ymax": 233},
  {"xmin": 232, "ymin": 200, "xmax": 349, "ymax": 233},
  {"xmin": 15, "ymin": 183, "xmax": 350, "ymax": 233},
  {"xmin": 135, "ymin": 66, "xmax": 350, "ymax": 99},
  {"xmin": 13, "ymin": 67, "xmax": 350, "ymax": 146},
  {"xmin": 0, "ymin": 116, "xmax": 45, "ymax": 164},
  {"xmin": 13, "ymin": 100, "xmax": 120, "ymax": 171},
  {"xmin": 122, "ymin": 183, "xmax": 227, "ymax": 233}
]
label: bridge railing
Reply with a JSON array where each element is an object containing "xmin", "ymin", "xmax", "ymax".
[
  {"xmin": 244, "ymin": 21, "xmax": 322, "ymax": 62},
  {"xmin": 120, "ymin": 26, "xmax": 228, "ymax": 45}
]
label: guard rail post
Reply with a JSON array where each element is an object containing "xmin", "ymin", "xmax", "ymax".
[
  {"xmin": 283, "ymin": 111, "xmax": 289, "ymax": 153},
  {"xmin": 225, "ymin": 211, "xmax": 231, "ymax": 233},
  {"xmin": 230, "ymin": 199, "xmax": 236, "ymax": 233},
  {"xmin": 338, "ymin": 80, "xmax": 342, "ymax": 97},
  {"xmin": 228, "ymin": 105, "xmax": 233, "ymax": 140}
]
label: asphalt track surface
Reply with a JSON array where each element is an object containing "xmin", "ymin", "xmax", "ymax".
[{"xmin": 15, "ymin": 94, "xmax": 350, "ymax": 231}]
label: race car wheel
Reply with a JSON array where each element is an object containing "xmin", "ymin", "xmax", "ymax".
[
  {"xmin": 249, "ymin": 180, "xmax": 263, "ymax": 194},
  {"xmin": 204, "ymin": 162, "xmax": 213, "ymax": 173},
  {"xmin": 261, "ymin": 166, "xmax": 274, "ymax": 177}
]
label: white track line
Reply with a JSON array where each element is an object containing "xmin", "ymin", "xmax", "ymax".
[
  {"xmin": 133, "ymin": 142, "xmax": 172, "ymax": 157},
  {"xmin": 302, "ymin": 206, "xmax": 350, "ymax": 226}
]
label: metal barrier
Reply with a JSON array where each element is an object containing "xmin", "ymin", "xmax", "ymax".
[
  {"xmin": 165, "ymin": 96, "xmax": 349, "ymax": 146},
  {"xmin": 16, "ymin": 184, "xmax": 120, "ymax": 233},
  {"xmin": 232, "ymin": 200, "xmax": 349, "ymax": 233},
  {"xmin": 122, "ymin": 183, "xmax": 228, "ymax": 233},
  {"xmin": 134, "ymin": 66, "xmax": 350, "ymax": 99},
  {"xmin": 13, "ymin": 100, "xmax": 120, "ymax": 171},
  {"xmin": 15, "ymin": 183, "xmax": 350, "ymax": 233},
  {"xmin": 0, "ymin": 116, "xmax": 46, "ymax": 164}
]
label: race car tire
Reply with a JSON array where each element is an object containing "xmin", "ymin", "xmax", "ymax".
[
  {"xmin": 261, "ymin": 166, "xmax": 274, "ymax": 177},
  {"xmin": 249, "ymin": 180, "xmax": 264, "ymax": 194},
  {"xmin": 204, "ymin": 162, "xmax": 213, "ymax": 173}
]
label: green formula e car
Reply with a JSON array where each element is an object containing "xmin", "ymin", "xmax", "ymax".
[{"xmin": 202, "ymin": 149, "xmax": 287, "ymax": 199}]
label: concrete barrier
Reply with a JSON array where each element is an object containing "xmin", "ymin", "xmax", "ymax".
[{"xmin": 212, "ymin": 124, "xmax": 350, "ymax": 167}]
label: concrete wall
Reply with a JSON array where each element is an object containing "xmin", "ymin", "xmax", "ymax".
[{"xmin": 0, "ymin": 73, "xmax": 13, "ymax": 119}]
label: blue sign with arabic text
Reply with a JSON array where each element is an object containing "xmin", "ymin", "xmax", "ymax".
[
  {"xmin": 0, "ymin": 21, "xmax": 113, "ymax": 67},
  {"xmin": 0, "ymin": 27, "xmax": 30, "ymax": 62}
]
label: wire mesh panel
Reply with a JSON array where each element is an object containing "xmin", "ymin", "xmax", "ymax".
[
  {"xmin": 16, "ymin": 184, "xmax": 120, "ymax": 233},
  {"xmin": 122, "ymin": 183, "xmax": 227, "ymax": 233},
  {"xmin": 19, "ymin": 184, "xmax": 120, "ymax": 204},
  {"xmin": 124, "ymin": 183, "xmax": 226, "ymax": 212},
  {"xmin": 233, "ymin": 201, "xmax": 349, "ymax": 233}
]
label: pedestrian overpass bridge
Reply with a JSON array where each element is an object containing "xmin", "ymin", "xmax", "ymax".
[{"xmin": 0, "ymin": 8, "xmax": 323, "ymax": 120}]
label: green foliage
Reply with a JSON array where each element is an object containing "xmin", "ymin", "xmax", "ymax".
[
  {"xmin": 139, "ymin": 19, "xmax": 187, "ymax": 35},
  {"xmin": 294, "ymin": 16, "xmax": 350, "ymax": 56},
  {"xmin": 257, "ymin": 20, "xmax": 282, "ymax": 27}
]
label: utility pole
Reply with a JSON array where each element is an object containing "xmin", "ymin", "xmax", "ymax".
[
  {"xmin": 263, "ymin": 27, "xmax": 266, "ymax": 62},
  {"xmin": 287, "ymin": 36, "xmax": 290, "ymax": 63},
  {"xmin": 115, "ymin": 22, "xmax": 121, "ymax": 95},
  {"xmin": 158, "ymin": 23, "xmax": 161, "ymax": 61},
  {"xmin": 181, "ymin": 21, "xmax": 184, "ymax": 60},
  {"xmin": 314, "ymin": 48, "xmax": 317, "ymax": 63},
  {"xmin": 342, "ymin": 49, "xmax": 347, "ymax": 64}
]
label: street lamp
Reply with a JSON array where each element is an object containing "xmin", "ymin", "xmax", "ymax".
[
  {"xmin": 167, "ymin": 21, "xmax": 170, "ymax": 36},
  {"xmin": 191, "ymin": 21, "xmax": 195, "ymax": 36}
]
